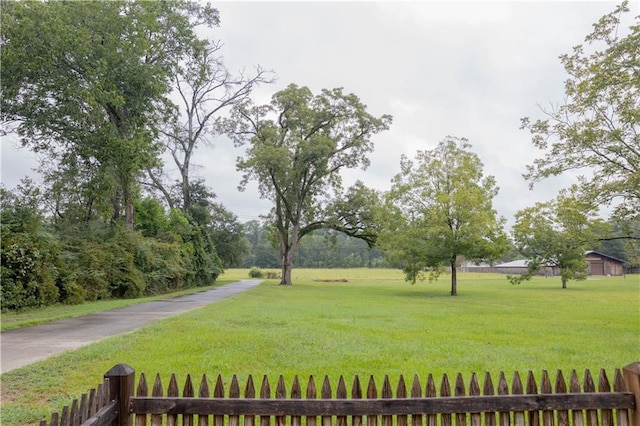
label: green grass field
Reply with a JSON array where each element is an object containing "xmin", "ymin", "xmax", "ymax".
[{"xmin": 1, "ymin": 269, "xmax": 638, "ymax": 425}]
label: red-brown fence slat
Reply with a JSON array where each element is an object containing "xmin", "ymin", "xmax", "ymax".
[
  {"xmin": 570, "ymin": 370, "xmax": 584, "ymax": 426},
  {"xmin": 397, "ymin": 375, "xmax": 408, "ymax": 426},
  {"xmin": 337, "ymin": 376, "xmax": 348, "ymax": 426},
  {"xmin": 307, "ymin": 376, "xmax": 317, "ymax": 426},
  {"xmin": 613, "ymin": 369, "xmax": 629, "ymax": 426},
  {"xmin": 51, "ymin": 412, "xmax": 60, "ymax": 426},
  {"xmin": 526, "ymin": 371, "xmax": 540, "ymax": 426},
  {"xmin": 291, "ymin": 376, "xmax": 302, "ymax": 426},
  {"xmin": 411, "ymin": 375, "xmax": 423, "ymax": 426},
  {"xmin": 215, "ymin": 375, "xmax": 226, "ymax": 426},
  {"xmin": 322, "ymin": 376, "xmax": 333, "ymax": 426},
  {"xmin": 512, "ymin": 372, "xmax": 525, "ymax": 426},
  {"xmin": 245, "ymin": 375, "xmax": 256, "ymax": 426},
  {"xmin": 583, "ymin": 370, "xmax": 598, "ymax": 426},
  {"xmin": 541, "ymin": 371, "xmax": 554, "ymax": 426},
  {"xmin": 277, "ymin": 376, "xmax": 287, "ymax": 426},
  {"xmin": 229, "ymin": 375, "xmax": 241, "ymax": 426},
  {"xmin": 60, "ymin": 405, "xmax": 70, "ymax": 426},
  {"xmin": 151, "ymin": 374, "xmax": 164, "ymax": 426},
  {"xmin": 555, "ymin": 371, "xmax": 569, "ymax": 426},
  {"xmin": 199, "ymin": 375, "xmax": 211, "ymax": 426},
  {"xmin": 353, "ymin": 375, "xmax": 364, "ymax": 426},
  {"xmin": 167, "ymin": 374, "xmax": 180, "ymax": 426},
  {"xmin": 136, "ymin": 373, "xmax": 148, "ymax": 426},
  {"xmin": 469, "ymin": 373, "xmax": 481, "ymax": 426},
  {"xmin": 382, "ymin": 376, "xmax": 393, "ymax": 426},
  {"xmin": 483, "ymin": 372, "xmax": 496, "ymax": 426},
  {"xmin": 425, "ymin": 374, "xmax": 437, "ymax": 426},
  {"xmin": 441, "ymin": 374, "xmax": 452, "ymax": 426},
  {"xmin": 260, "ymin": 376, "xmax": 271, "ymax": 426},
  {"xmin": 184, "ymin": 374, "xmax": 195, "ymax": 426},
  {"xmin": 79, "ymin": 393, "xmax": 89, "ymax": 424},
  {"xmin": 623, "ymin": 362, "xmax": 640, "ymax": 426},
  {"xmin": 87, "ymin": 388, "xmax": 97, "ymax": 418},
  {"xmin": 454, "ymin": 373, "xmax": 467, "ymax": 426},
  {"xmin": 599, "ymin": 370, "xmax": 613, "ymax": 426},
  {"xmin": 367, "ymin": 376, "xmax": 379, "ymax": 426},
  {"xmin": 497, "ymin": 372, "xmax": 509, "ymax": 426}
]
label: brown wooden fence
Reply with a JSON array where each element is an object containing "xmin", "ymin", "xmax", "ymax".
[{"xmin": 40, "ymin": 362, "xmax": 640, "ymax": 426}]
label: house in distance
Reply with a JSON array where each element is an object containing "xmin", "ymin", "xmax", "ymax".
[{"xmin": 462, "ymin": 251, "xmax": 625, "ymax": 276}]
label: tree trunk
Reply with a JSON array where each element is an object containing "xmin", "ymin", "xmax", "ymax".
[
  {"xmin": 281, "ymin": 251, "xmax": 293, "ymax": 285},
  {"xmin": 561, "ymin": 277, "xmax": 568, "ymax": 289},
  {"xmin": 450, "ymin": 258, "xmax": 458, "ymax": 296},
  {"xmin": 279, "ymin": 225, "xmax": 299, "ymax": 286}
]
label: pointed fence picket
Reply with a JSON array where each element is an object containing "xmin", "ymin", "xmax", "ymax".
[{"xmin": 40, "ymin": 363, "xmax": 639, "ymax": 426}]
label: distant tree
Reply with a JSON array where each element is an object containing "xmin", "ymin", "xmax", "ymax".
[
  {"xmin": 511, "ymin": 190, "xmax": 610, "ymax": 288},
  {"xmin": 242, "ymin": 220, "xmax": 281, "ymax": 268},
  {"xmin": 380, "ymin": 136, "xmax": 508, "ymax": 295},
  {"xmin": 229, "ymin": 84, "xmax": 392, "ymax": 284},
  {"xmin": 521, "ymin": 1, "xmax": 639, "ymax": 222},
  {"xmin": 208, "ymin": 203, "xmax": 250, "ymax": 268}
]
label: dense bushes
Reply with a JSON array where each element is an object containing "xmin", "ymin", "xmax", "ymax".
[{"xmin": 1, "ymin": 185, "xmax": 223, "ymax": 311}]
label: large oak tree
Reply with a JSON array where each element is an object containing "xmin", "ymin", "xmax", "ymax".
[{"xmin": 229, "ymin": 84, "xmax": 392, "ymax": 285}]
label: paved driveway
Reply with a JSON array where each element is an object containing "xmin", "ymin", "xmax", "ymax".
[{"xmin": 0, "ymin": 280, "xmax": 262, "ymax": 373}]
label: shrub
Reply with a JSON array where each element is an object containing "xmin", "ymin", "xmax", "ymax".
[{"xmin": 248, "ymin": 266, "xmax": 264, "ymax": 278}]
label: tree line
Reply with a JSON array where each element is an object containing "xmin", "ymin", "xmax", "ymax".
[{"xmin": 1, "ymin": 1, "xmax": 638, "ymax": 310}]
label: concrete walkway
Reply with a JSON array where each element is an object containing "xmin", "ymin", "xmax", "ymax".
[{"xmin": 0, "ymin": 280, "xmax": 262, "ymax": 373}]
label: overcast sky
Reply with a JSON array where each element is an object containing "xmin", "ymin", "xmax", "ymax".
[{"xmin": 1, "ymin": 1, "xmax": 635, "ymax": 228}]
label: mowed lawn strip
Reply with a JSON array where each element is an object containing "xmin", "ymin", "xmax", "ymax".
[
  {"xmin": 0, "ymin": 280, "xmax": 237, "ymax": 331},
  {"xmin": 1, "ymin": 270, "xmax": 638, "ymax": 425}
]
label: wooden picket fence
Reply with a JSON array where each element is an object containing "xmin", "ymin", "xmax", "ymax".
[{"xmin": 40, "ymin": 362, "xmax": 640, "ymax": 426}]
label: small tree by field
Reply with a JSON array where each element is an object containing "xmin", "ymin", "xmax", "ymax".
[
  {"xmin": 228, "ymin": 84, "xmax": 392, "ymax": 285},
  {"xmin": 379, "ymin": 136, "xmax": 508, "ymax": 295},
  {"xmin": 510, "ymin": 189, "xmax": 610, "ymax": 288}
]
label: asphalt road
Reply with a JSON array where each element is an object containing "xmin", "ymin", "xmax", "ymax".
[{"xmin": 0, "ymin": 280, "xmax": 262, "ymax": 374}]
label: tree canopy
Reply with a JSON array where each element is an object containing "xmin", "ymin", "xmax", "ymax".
[
  {"xmin": 510, "ymin": 189, "xmax": 610, "ymax": 288},
  {"xmin": 521, "ymin": 1, "xmax": 639, "ymax": 222},
  {"xmin": 379, "ymin": 136, "xmax": 508, "ymax": 295},
  {"xmin": 1, "ymin": 0, "xmax": 218, "ymax": 227},
  {"xmin": 229, "ymin": 83, "xmax": 392, "ymax": 284}
]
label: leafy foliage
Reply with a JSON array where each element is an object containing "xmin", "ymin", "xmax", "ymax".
[
  {"xmin": 510, "ymin": 189, "xmax": 610, "ymax": 288},
  {"xmin": 522, "ymin": 1, "xmax": 640, "ymax": 221},
  {"xmin": 379, "ymin": 137, "xmax": 508, "ymax": 294},
  {"xmin": 1, "ymin": 0, "xmax": 218, "ymax": 226},
  {"xmin": 230, "ymin": 83, "xmax": 392, "ymax": 284}
]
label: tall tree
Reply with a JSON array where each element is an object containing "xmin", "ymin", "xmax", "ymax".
[
  {"xmin": 148, "ymin": 39, "xmax": 273, "ymax": 211},
  {"xmin": 521, "ymin": 1, "xmax": 639, "ymax": 222},
  {"xmin": 380, "ymin": 137, "xmax": 508, "ymax": 295},
  {"xmin": 229, "ymin": 84, "xmax": 392, "ymax": 284},
  {"xmin": 1, "ymin": 0, "xmax": 218, "ymax": 227},
  {"xmin": 511, "ymin": 190, "xmax": 610, "ymax": 288}
]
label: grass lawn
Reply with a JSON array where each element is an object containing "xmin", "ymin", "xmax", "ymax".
[{"xmin": 1, "ymin": 269, "xmax": 638, "ymax": 425}]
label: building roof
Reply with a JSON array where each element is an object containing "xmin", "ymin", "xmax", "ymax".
[
  {"xmin": 584, "ymin": 250, "xmax": 625, "ymax": 264},
  {"xmin": 495, "ymin": 259, "xmax": 529, "ymax": 268}
]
